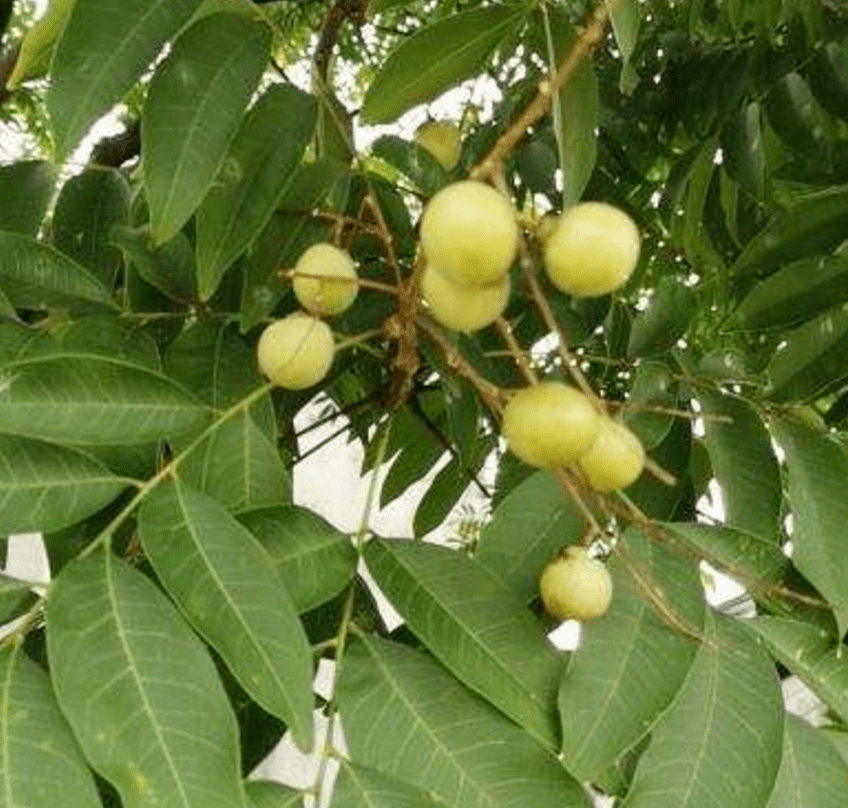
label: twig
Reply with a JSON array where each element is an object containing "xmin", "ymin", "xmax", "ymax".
[{"xmin": 495, "ymin": 316, "xmax": 538, "ymax": 384}]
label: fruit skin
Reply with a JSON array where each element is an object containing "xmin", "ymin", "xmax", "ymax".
[
  {"xmin": 578, "ymin": 416, "xmax": 645, "ymax": 492},
  {"xmin": 540, "ymin": 546, "xmax": 613, "ymax": 621},
  {"xmin": 415, "ymin": 120, "xmax": 461, "ymax": 171},
  {"xmin": 421, "ymin": 265, "xmax": 510, "ymax": 332},
  {"xmin": 257, "ymin": 313, "xmax": 334, "ymax": 390},
  {"xmin": 292, "ymin": 243, "xmax": 358, "ymax": 316},
  {"xmin": 420, "ymin": 181, "xmax": 518, "ymax": 288},
  {"xmin": 544, "ymin": 202, "xmax": 640, "ymax": 297},
  {"xmin": 501, "ymin": 381, "xmax": 600, "ymax": 468}
]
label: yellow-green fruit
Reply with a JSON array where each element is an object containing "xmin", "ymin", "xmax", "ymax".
[
  {"xmin": 257, "ymin": 313, "xmax": 334, "ymax": 390},
  {"xmin": 540, "ymin": 546, "xmax": 613, "ymax": 621},
  {"xmin": 544, "ymin": 202, "xmax": 640, "ymax": 297},
  {"xmin": 415, "ymin": 120, "xmax": 461, "ymax": 171},
  {"xmin": 577, "ymin": 416, "xmax": 645, "ymax": 492},
  {"xmin": 292, "ymin": 243, "xmax": 358, "ymax": 316},
  {"xmin": 420, "ymin": 181, "xmax": 518, "ymax": 288},
  {"xmin": 422, "ymin": 265, "xmax": 509, "ymax": 332},
  {"xmin": 501, "ymin": 382, "xmax": 600, "ymax": 468}
]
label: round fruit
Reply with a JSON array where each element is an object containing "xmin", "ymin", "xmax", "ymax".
[
  {"xmin": 420, "ymin": 181, "xmax": 518, "ymax": 288},
  {"xmin": 257, "ymin": 313, "xmax": 334, "ymax": 390},
  {"xmin": 415, "ymin": 120, "xmax": 461, "ymax": 171},
  {"xmin": 501, "ymin": 381, "xmax": 600, "ymax": 468},
  {"xmin": 544, "ymin": 202, "xmax": 640, "ymax": 297},
  {"xmin": 540, "ymin": 546, "xmax": 613, "ymax": 621},
  {"xmin": 292, "ymin": 243, "xmax": 358, "ymax": 316},
  {"xmin": 421, "ymin": 265, "xmax": 510, "ymax": 332},
  {"xmin": 577, "ymin": 416, "xmax": 645, "ymax": 492}
]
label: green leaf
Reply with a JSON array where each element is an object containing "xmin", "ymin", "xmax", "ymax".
[
  {"xmin": 363, "ymin": 539, "xmax": 563, "ymax": 749},
  {"xmin": 412, "ymin": 454, "xmax": 470, "ymax": 538},
  {"xmin": 766, "ymin": 305, "xmax": 848, "ymax": 401},
  {"xmin": 336, "ymin": 634, "xmax": 591, "ymax": 808},
  {"xmin": 559, "ymin": 529, "xmax": 704, "ymax": 781},
  {"xmin": 244, "ymin": 780, "xmax": 301, "ymax": 808},
  {"xmin": 361, "ymin": 5, "xmax": 526, "ymax": 124},
  {"xmin": 623, "ymin": 361, "xmax": 676, "ymax": 449},
  {"xmin": 6, "ymin": 0, "xmax": 78, "ymax": 87},
  {"xmin": 53, "ymin": 167, "xmax": 131, "ymax": 288},
  {"xmin": 138, "ymin": 479, "xmax": 314, "ymax": 751},
  {"xmin": 721, "ymin": 101, "xmax": 767, "ymax": 200},
  {"xmin": 698, "ymin": 389, "xmax": 781, "ymax": 541},
  {"xmin": 809, "ymin": 40, "xmax": 848, "ymax": 123},
  {"xmin": 765, "ymin": 72, "xmax": 837, "ymax": 162},
  {"xmin": 48, "ymin": 0, "xmax": 206, "ymax": 156},
  {"xmin": 196, "ymin": 84, "xmax": 317, "ymax": 300},
  {"xmin": 0, "ymin": 573, "xmax": 31, "ymax": 621},
  {"xmin": 0, "ymin": 433, "xmax": 130, "ymax": 534},
  {"xmin": 239, "ymin": 505, "xmax": 356, "ymax": 614},
  {"xmin": 766, "ymin": 714, "xmax": 848, "ymax": 808},
  {"xmin": 610, "ymin": 0, "xmax": 640, "ymax": 92},
  {"xmin": 0, "ymin": 231, "xmax": 113, "ymax": 310},
  {"xmin": 622, "ymin": 612, "xmax": 784, "ymax": 808},
  {"xmin": 380, "ymin": 431, "xmax": 443, "ymax": 509},
  {"xmin": 627, "ymin": 276, "xmax": 697, "ymax": 357},
  {"xmin": 58, "ymin": 313, "xmax": 162, "ymax": 371},
  {"xmin": 748, "ymin": 617, "xmax": 848, "ymax": 726},
  {"xmin": 332, "ymin": 760, "xmax": 447, "ymax": 808},
  {"xmin": 142, "ymin": 13, "xmax": 271, "ymax": 244},
  {"xmin": 476, "ymin": 470, "xmax": 582, "ymax": 603},
  {"xmin": 0, "ymin": 161, "xmax": 58, "ymax": 235},
  {"xmin": 771, "ymin": 417, "xmax": 848, "ymax": 636},
  {"xmin": 0, "ymin": 643, "xmax": 101, "ymax": 808},
  {"xmin": 0, "ymin": 354, "xmax": 210, "ymax": 445},
  {"xmin": 45, "ymin": 552, "xmax": 248, "ymax": 808}
]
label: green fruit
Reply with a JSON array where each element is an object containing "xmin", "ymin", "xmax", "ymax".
[
  {"xmin": 577, "ymin": 416, "xmax": 645, "ymax": 492},
  {"xmin": 415, "ymin": 120, "xmax": 461, "ymax": 170},
  {"xmin": 540, "ymin": 546, "xmax": 613, "ymax": 621},
  {"xmin": 257, "ymin": 313, "xmax": 334, "ymax": 390},
  {"xmin": 420, "ymin": 181, "xmax": 518, "ymax": 288},
  {"xmin": 501, "ymin": 381, "xmax": 600, "ymax": 468},
  {"xmin": 421, "ymin": 265, "xmax": 509, "ymax": 332},
  {"xmin": 292, "ymin": 243, "xmax": 358, "ymax": 316},
  {"xmin": 544, "ymin": 202, "xmax": 640, "ymax": 297}
]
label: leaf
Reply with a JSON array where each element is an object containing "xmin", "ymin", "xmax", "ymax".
[
  {"xmin": 0, "ymin": 231, "xmax": 113, "ymax": 310},
  {"xmin": 48, "ymin": 0, "xmax": 206, "ymax": 156},
  {"xmin": 623, "ymin": 361, "xmax": 676, "ymax": 449},
  {"xmin": 0, "ymin": 433, "xmax": 130, "ymax": 534},
  {"xmin": 622, "ymin": 612, "xmax": 784, "ymax": 808},
  {"xmin": 59, "ymin": 313, "xmax": 162, "ymax": 371},
  {"xmin": 380, "ymin": 429, "xmax": 443, "ymax": 509},
  {"xmin": 476, "ymin": 470, "xmax": 582, "ymax": 603},
  {"xmin": 610, "ymin": 0, "xmax": 640, "ymax": 92},
  {"xmin": 0, "ymin": 643, "xmax": 101, "ymax": 808},
  {"xmin": 0, "ymin": 160, "xmax": 58, "ymax": 235},
  {"xmin": 363, "ymin": 539, "xmax": 564, "ymax": 749},
  {"xmin": 361, "ymin": 5, "xmax": 526, "ymax": 124},
  {"xmin": 53, "ymin": 167, "xmax": 131, "ymax": 288},
  {"xmin": 244, "ymin": 780, "xmax": 301, "ymax": 808},
  {"xmin": 721, "ymin": 101, "xmax": 767, "ymax": 199},
  {"xmin": 196, "ymin": 84, "xmax": 317, "ymax": 300},
  {"xmin": 336, "ymin": 634, "xmax": 591, "ymax": 808},
  {"xmin": 698, "ymin": 389, "xmax": 781, "ymax": 541},
  {"xmin": 6, "ymin": 0, "xmax": 78, "ymax": 87},
  {"xmin": 0, "ymin": 573, "xmax": 31, "ymax": 621},
  {"xmin": 558, "ymin": 529, "xmax": 704, "ymax": 781},
  {"xmin": 138, "ymin": 479, "xmax": 314, "ymax": 751},
  {"xmin": 765, "ymin": 72, "xmax": 836, "ymax": 162},
  {"xmin": 0, "ymin": 354, "xmax": 210, "ymax": 445},
  {"xmin": 771, "ymin": 417, "xmax": 848, "ymax": 636},
  {"xmin": 412, "ymin": 454, "xmax": 470, "ymax": 538},
  {"xmin": 142, "ymin": 13, "xmax": 271, "ymax": 244},
  {"xmin": 766, "ymin": 305, "xmax": 848, "ymax": 401},
  {"xmin": 627, "ymin": 276, "xmax": 697, "ymax": 357},
  {"xmin": 238, "ymin": 504, "xmax": 356, "ymax": 614},
  {"xmin": 332, "ymin": 760, "xmax": 447, "ymax": 808},
  {"xmin": 748, "ymin": 617, "xmax": 848, "ymax": 726},
  {"xmin": 766, "ymin": 714, "xmax": 848, "ymax": 808},
  {"xmin": 45, "ymin": 552, "xmax": 249, "ymax": 808}
]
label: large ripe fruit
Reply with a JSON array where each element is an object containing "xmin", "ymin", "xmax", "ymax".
[
  {"xmin": 577, "ymin": 416, "xmax": 645, "ymax": 492},
  {"xmin": 540, "ymin": 546, "xmax": 613, "ymax": 621},
  {"xmin": 420, "ymin": 181, "xmax": 518, "ymax": 288},
  {"xmin": 292, "ymin": 243, "xmax": 358, "ymax": 316},
  {"xmin": 421, "ymin": 265, "xmax": 510, "ymax": 332},
  {"xmin": 544, "ymin": 202, "xmax": 640, "ymax": 297},
  {"xmin": 257, "ymin": 313, "xmax": 334, "ymax": 390},
  {"xmin": 415, "ymin": 120, "xmax": 461, "ymax": 171},
  {"xmin": 501, "ymin": 381, "xmax": 600, "ymax": 468}
]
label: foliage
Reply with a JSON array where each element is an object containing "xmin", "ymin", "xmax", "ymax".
[{"xmin": 1, "ymin": 0, "xmax": 848, "ymax": 806}]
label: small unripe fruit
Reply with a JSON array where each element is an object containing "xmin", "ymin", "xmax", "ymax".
[
  {"xmin": 544, "ymin": 202, "xmax": 640, "ymax": 297},
  {"xmin": 257, "ymin": 313, "xmax": 334, "ymax": 390},
  {"xmin": 577, "ymin": 416, "xmax": 645, "ymax": 492},
  {"xmin": 421, "ymin": 265, "xmax": 509, "ymax": 332},
  {"xmin": 415, "ymin": 120, "xmax": 461, "ymax": 171},
  {"xmin": 501, "ymin": 382, "xmax": 600, "ymax": 468},
  {"xmin": 292, "ymin": 243, "xmax": 358, "ymax": 316},
  {"xmin": 540, "ymin": 546, "xmax": 613, "ymax": 621},
  {"xmin": 420, "ymin": 181, "xmax": 518, "ymax": 288}
]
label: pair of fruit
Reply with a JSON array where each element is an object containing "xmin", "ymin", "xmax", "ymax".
[{"xmin": 257, "ymin": 243, "xmax": 358, "ymax": 390}]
